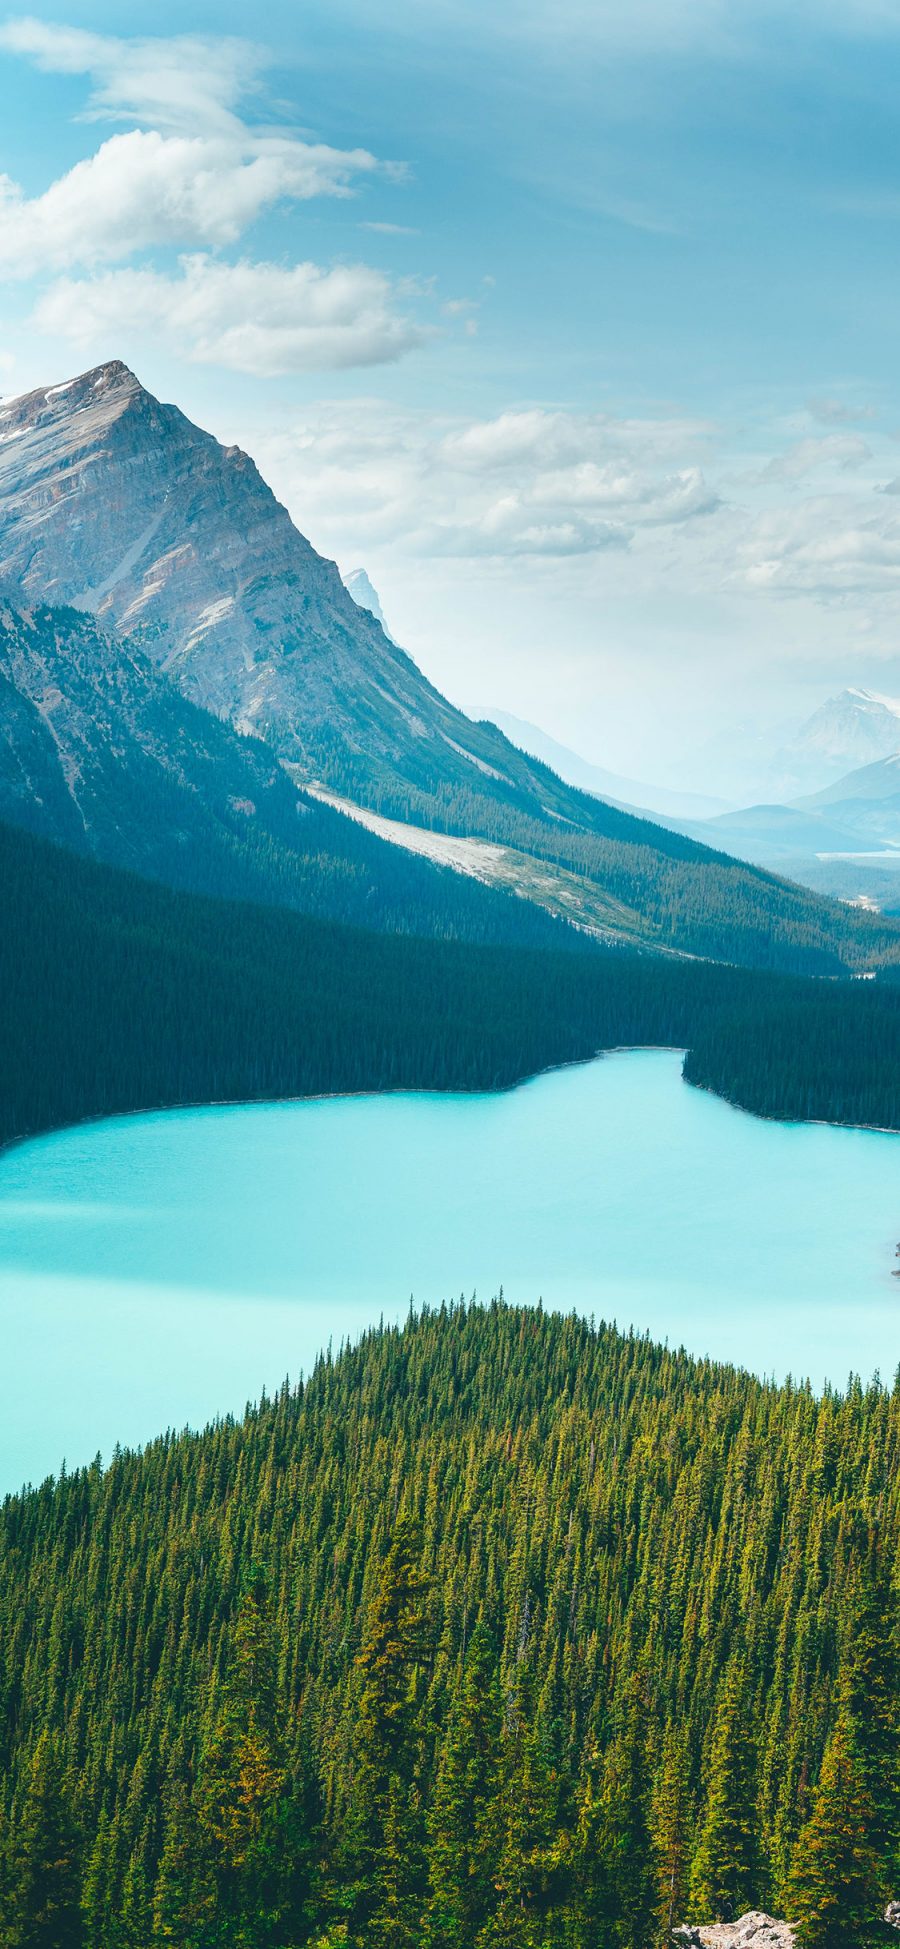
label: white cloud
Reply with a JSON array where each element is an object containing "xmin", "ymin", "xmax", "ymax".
[
  {"xmin": 0, "ymin": 19, "xmax": 428, "ymax": 375},
  {"xmin": 733, "ymin": 496, "xmax": 900, "ymax": 598},
  {"xmin": 0, "ymin": 19, "xmax": 264, "ymax": 136},
  {"xmin": 35, "ymin": 256, "xmax": 431, "ymax": 375},
  {"xmin": 246, "ymin": 398, "xmax": 720, "ymax": 559},
  {"xmin": 757, "ymin": 433, "xmax": 872, "ymax": 483},
  {"xmin": 0, "ymin": 129, "xmax": 380, "ymax": 279}
]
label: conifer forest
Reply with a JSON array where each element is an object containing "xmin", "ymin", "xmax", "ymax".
[{"xmin": 1, "ymin": 1304, "xmax": 899, "ymax": 1948}]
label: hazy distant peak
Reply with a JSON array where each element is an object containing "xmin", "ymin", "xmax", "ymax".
[
  {"xmin": 841, "ymin": 683, "xmax": 900, "ymax": 714},
  {"xmin": 343, "ymin": 566, "xmax": 389, "ymax": 634}
]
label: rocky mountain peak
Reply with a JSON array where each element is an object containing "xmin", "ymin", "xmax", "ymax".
[
  {"xmin": 0, "ymin": 358, "xmax": 539, "ymax": 807},
  {"xmin": 0, "ymin": 360, "xmax": 140, "ymax": 437}
]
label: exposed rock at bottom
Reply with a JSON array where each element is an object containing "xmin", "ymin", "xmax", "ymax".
[
  {"xmin": 675, "ymin": 1914, "xmax": 795, "ymax": 1949},
  {"xmin": 885, "ymin": 1901, "xmax": 900, "ymax": 1930}
]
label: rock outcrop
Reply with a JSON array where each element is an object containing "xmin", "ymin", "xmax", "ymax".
[{"xmin": 675, "ymin": 1913, "xmax": 795, "ymax": 1949}]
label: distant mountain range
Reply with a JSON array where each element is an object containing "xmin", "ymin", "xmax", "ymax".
[
  {"xmin": 465, "ymin": 695, "xmax": 900, "ymax": 911},
  {"xmin": 2, "ymin": 360, "xmax": 900, "ymax": 974},
  {"xmin": 469, "ymin": 708, "xmax": 733, "ymax": 820}
]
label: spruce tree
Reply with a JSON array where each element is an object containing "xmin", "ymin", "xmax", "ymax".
[
  {"xmin": 191, "ymin": 1568, "xmax": 309, "ymax": 1948},
  {"xmin": 345, "ymin": 1517, "xmax": 431, "ymax": 1949},
  {"xmin": 842, "ymin": 1531, "xmax": 900, "ymax": 1873},
  {"xmin": 690, "ymin": 1661, "xmax": 758, "ymax": 1923},
  {"xmin": 476, "ymin": 1678, "xmax": 567, "ymax": 1949},
  {"xmin": 426, "ymin": 1622, "xmax": 503, "ymax": 1948},
  {"xmin": 6, "ymin": 1730, "xmax": 82, "ymax": 1949},
  {"xmin": 651, "ymin": 1723, "xmax": 692, "ymax": 1946},
  {"xmin": 600, "ymin": 1666, "xmax": 655, "ymax": 1949},
  {"xmin": 786, "ymin": 1711, "xmax": 880, "ymax": 1949}
]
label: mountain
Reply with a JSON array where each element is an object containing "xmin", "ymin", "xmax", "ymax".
[
  {"xmin": 472, "ymin": 706, "xmax": 733, "ymax": 818},
  {"xmin": 4, "ymin": 362, "xmax": 900, "ymax": 975},
  {"xmin": 343, "ymin": 564, "xmax": 390, "ymax": 632},
  {"xmin": 675, "ymin": 800, "xmax": 872, "ymax": 863},
  {"xmin": 667, "ymin": 752, "xmax": 900, "ymax": 903},
  {"xmin": 761, "ymin": 686, "xmax": 900, "ymax": 799},
  {"xmin": 0, "ymin": 361, "xmax": 573, "ymax": 812},
  {"xmin": 799, "ymin": 749, "xmax": 900, "ymax": 813},
  {"xmin": 0, "ymin": 597, "xmax": 591, "ymax": 953}
]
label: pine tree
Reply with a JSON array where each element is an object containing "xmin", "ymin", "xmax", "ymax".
[
  {"xmin": 476, "ymin": 1679, "xmax": 567, "ymax": 1949},
  {"xmin": 842, "ymin": 1530, "xmax": 900, "ymax": 1871},
  {"xmin": 582, "ymin": 1665, "xmax": 656, "ymax": 1949},
  {"xmin": 569, "ymin": 1740, "xmax": 612, "ymax": 1949},
  {"xmin": 80, "ymin": 1813, "xmax": 119, "ymax": 1949},
  {"xmin": 6, "ymin": 1730, "xmax": 82, "ymax": 1949},
  {"xmin": 786, "ymin": 1711, "xmax": 880, "ymax": 1949},
  {"xmin": 152, "ymin": 1777, "xmax": 212, "ymax": 1949},
  {"xmin": 191, "ymin": 1568, "xmax": 310, "ymax": 1948},
  {"xmin": 651, "ymin": 1723, "xmax": 692, "ymax": 1946},
  {"xmin": 426, "ymin": 1622, "xmax": 503, "ymax": 1947},
  {"xmin": 345, "ymin": 1517, "xmax": 431, "ymax": 1949},
  {"xmin": 690, "ymin": 1661, "xmax": 758, "ymax": 1923}
]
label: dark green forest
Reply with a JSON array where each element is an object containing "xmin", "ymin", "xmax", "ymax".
[
  {"xmin": 1, "ymin": 1303, "xmax": 899, "ymax": 1947},
  {"xmin": 5, "ymin": 816, "xmax": 900, "ymax": 1153}
]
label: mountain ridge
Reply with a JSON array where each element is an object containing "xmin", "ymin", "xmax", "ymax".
[{"xmin": 4, "ymin": 362, "xmax": 900, "ymax": 972}]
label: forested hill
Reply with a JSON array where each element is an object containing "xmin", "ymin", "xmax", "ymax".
[
  {"xmin": 1, "ymin": 1303, "xmax": 899, "ymax": 1947},
  {"xmin": 5, "ymin": 816, "xmax": 900, "ymax": 1153}
]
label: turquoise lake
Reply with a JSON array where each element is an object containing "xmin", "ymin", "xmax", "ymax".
[{"xmin": 1, "ymin": 1047, "xmax": 899, "ymax": 1492}]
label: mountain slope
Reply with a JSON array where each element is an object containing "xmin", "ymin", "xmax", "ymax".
[
  {"xmin": 4, "ymin": 363, "xmax": 900, "ymax": 973},
  {"xmin": 0, "ymin": 598, "xmax": 590, "ymax": 953}
]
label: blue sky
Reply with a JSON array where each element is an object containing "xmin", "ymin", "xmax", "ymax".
[{"xmin": 3, "ymin": 2, "xmax": 900, "ymax": 787}]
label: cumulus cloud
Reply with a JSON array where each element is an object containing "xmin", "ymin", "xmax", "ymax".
[
  {"xmin": 0, "ymin": 18, "xmax": 408, "ymax": 300},
  {"xmin": 35, "ymin": 256, "xmax": 430, "ymax": 375},
  {"xmin": 248, "ymin": 398, "xmax": 720, "ymax": 559},
  {"xmin": 0, "ymin": 19, "xmax": 428, "ymax": 375},
  {"xmin": 0, "ymin": 130, "xmax": 380, "ymax": 279},
  {"xmin": 733, "ymin": 496, "xmax": 900, "ymax": 599}
]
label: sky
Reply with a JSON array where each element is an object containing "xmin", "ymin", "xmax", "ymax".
[{"xmin": 3, "ymin": 3, "xmax": 900, "ymax": 789}]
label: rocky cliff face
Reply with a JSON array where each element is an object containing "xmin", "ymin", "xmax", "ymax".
[{"xmin": 0, "ymin": 363, "xmax": 541, "ymax": 809}]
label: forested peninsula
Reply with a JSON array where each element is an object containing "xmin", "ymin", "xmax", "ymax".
[
  {"xmin": 1, "ymin": 1303, "xmax": 898, "ymax": 1947},
  {"xmin": 4, "ymin": 816, "xmax": 900, "ymax": 1154}
]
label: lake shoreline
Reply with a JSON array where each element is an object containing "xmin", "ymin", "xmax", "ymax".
[{"xmin": 4, "ymin": 1040, "xmax": 899, "ymax": 1168}]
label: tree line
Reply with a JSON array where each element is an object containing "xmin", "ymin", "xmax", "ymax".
[
  {"xmin": 4, "ymin": 816, "xmax": 900, "ymax": 1155},
  {"xmin": 1, "ymin": 1303, "xmax": 899, "ymax": 1947}
]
